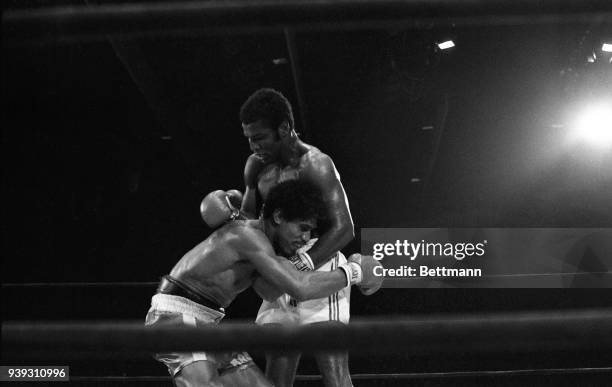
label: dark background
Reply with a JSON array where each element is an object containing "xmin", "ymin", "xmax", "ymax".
[{"xmin": 2, "ymin": 1, "xmax": 612, "ymax": 385}]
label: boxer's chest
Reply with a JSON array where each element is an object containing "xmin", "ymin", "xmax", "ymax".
[{"xmin": 257, "ymin": 164, "xmax": 301, "ymax": 199}]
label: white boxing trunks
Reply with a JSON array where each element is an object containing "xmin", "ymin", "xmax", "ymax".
[
  {"xmin": 256, "ymin": 247, "xmax": 351, "ymax": 326},
  {"xmin": 145, "ymin": 293, "xmax": 254, "ymax": 376}
]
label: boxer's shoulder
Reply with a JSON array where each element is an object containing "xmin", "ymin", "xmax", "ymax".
[
  {"xmin": 299, "ymin": 147, "xmax": 336, "ymax": 173},
  {"xmin": 300, "ymin": 145, "xmax": 326, "ymax": 163},
  {"xmin": 216, "ymin": 220, "xmax": 256, "ymax": 243},
  {"xmin": 224, "ymin": 221, "xmax": 272, "ymax": 253},
  {"xmin": 299, "ymin": 149, "xmax": 341, "ymax": 184}
]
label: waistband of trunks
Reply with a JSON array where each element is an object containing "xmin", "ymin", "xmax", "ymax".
[
  {"xmin": 150, "ymin": 293, "xmax": 226, "ymax": 320},
  {"xmin": 157, "ymin": 275, "xmax": 225, "ymax": 313}
]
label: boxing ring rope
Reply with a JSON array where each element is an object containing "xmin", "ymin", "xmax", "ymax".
[
  {"xmin": 4, "ymin": 267, "xmax": 612, "ymax": 289},
  {"xmin": 4, "ymin": 309, "xmax": 612, "ymax": 355},
  {"xmin": 4, "ymin": 0, "xmax": 612, "ymax": 43},
  {"xmin": 4, "ymin": 309, "xmax": 612, "ymax": 381},
  {"xmin": 2, "ymin": 281, "xmax": 158, "ymax": 288},
  {"xmin": 64, "ymin": 367, "xmax": 612, "ymax": 382}
]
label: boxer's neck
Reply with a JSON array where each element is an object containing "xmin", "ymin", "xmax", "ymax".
[
  {"xmin": 278, "ymin": 138, "xmax": 308, "ymax": 167},
  {"xmin": 258, "ymin": 218, "xmax": 274, "ymax": 241}
]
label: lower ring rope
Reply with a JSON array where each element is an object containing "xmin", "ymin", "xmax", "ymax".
[
  {"xmin": 1, "ymin": 282, "xmax": 158, "ymax": 288},
  {"xmin": 4, "ymin": 309, "xmax": 612, "ymax": 354},
  {"xmin": 66, "ymin": 367, "xmax": 612, "ymax": 382}
]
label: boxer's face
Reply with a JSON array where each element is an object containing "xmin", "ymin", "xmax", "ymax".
[
  {"xmin": 242, "ymin": 120, "xmax": 282, "ymax": 163},
  {"xmin": 273, "ymin": 214, "xmax": 317, "ymax": 256}
]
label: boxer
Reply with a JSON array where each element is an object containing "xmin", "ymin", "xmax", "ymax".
[
  {"xmin": 239, "ymin": 88, "xmax": 360, "ymax": 387},
  {"xmin": 146, "ymin": 180, "xmax": 382, "ymax": 387}
]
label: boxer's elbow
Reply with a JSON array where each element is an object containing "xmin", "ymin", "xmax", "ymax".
[
  {"xmin": 293, "ymin": 292, "xmax": 308, "ymax": 302},
  {"xmin": 260, "ymin": 292, "xmax": 282, "ymax": 302},
  {"xmin": 334, "ymin": 222, "xmax": 354, "ymax": 246},
  {"xmin": 253, "ymin": 279, "xmax": 283, "ymax": 302},
  {"xmin": 286, "ymin": 280, "xmax": 310, "ymax": 302},
  {"xmin": 286, "ymin": 289, "xmax": 307, "ymax": 302},
  {"xmin": 345, "ymin": 225, "xmax": 355, "ymax": 241}
]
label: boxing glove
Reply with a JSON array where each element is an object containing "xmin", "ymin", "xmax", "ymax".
[
  {"xmin": 289, "ymin": 238, "xmax": 317, "ymax": 271},
  {"xmin": 340, "ymin": 253, "xmax": 383, "ymax": 295},
  {"xmin": 200, "ymin": 190, "xmax": 242, "ymax": 228}
]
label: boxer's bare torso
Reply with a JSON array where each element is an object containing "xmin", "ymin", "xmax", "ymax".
[
  {"xmin": 169, "ymin": 220, "xmax": 265, "ymax": 307},
  {"xmin": 257, "ymin": 146, "xmax": 322, "ymax": 199}
]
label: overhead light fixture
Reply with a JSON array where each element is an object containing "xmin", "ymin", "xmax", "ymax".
[
  {"xmin": 437, "ymin": 40, "xmax": 455, "ymax": 50},
  {"xmin": 602, "ymin": 43, "xmax": 612, "ymax": 52}
]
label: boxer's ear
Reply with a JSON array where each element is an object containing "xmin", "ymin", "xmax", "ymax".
[
  {"xmin": 272, "ymin": 209, "xmax": 283, "ymax": 225},
  {"xmin": 277, "ymin": 121, "xmax": 290, "ymax": 138}
]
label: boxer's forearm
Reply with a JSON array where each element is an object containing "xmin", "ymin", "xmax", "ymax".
[
  {"xmin": 240, "ymin": 186, "xmax": 258, "ymax": 219},
  {"xmin": 302, "ymin": 157, "xmax": 355, "ymax": 267},
  {"xmin": 307, "ymin": 221, "xmax": 355, "ymax": 269},
  {"xmin": 292, "ymin": 270, "xmax": 348, "ymax": 301},
  {"xmin": 249, "ymin": 244, "xmax": 349, "ymax": 302}
]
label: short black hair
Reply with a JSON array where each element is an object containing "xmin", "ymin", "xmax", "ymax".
[
  {"xmin": 240, "ymin": 88, "xmax": 295, "ymax": 131},
  {"xmin": 263, "ymin": 180, "xmax": 326, "ymax": 223}
]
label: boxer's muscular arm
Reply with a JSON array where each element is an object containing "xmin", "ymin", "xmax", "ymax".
[
  {"xmin": 252, "ymin": 277, "xmax": 283, "ymax": 302},
  {"xmin": 302, "ymin": 154, "xmax": 355, "ymax": 268},
  {"xmin": 236, "ymin": 228, "xmax": 348, "ymax": 301},
  {"xmin": 241, "ymin": 154, "xmax": 265, "ymax": 219}
]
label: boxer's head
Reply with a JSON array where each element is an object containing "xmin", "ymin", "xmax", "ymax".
[
  {"xmin": 240, "ymin": 88, "xmax": 295, "ymax": 163},
  {"xmin": 262, "ymin": 179, "xmax": 326, "ymax": 256}
]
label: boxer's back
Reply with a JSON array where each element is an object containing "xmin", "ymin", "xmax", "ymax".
[{"xmin": 169, "ymin": 220, "xmax": 260, "ymax": 307}]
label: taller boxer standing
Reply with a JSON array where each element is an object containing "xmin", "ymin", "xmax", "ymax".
[{"xmin": 240, "ymin": 88, "xmax": 355, "ymax": 387}]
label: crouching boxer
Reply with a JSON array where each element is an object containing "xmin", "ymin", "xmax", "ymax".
[{"xmin": 145, "ymin": 180, "xmax": 382, "ymax": 387}]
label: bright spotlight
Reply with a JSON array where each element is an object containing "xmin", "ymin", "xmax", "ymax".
[
  {"xmin": 437, "ymin": 40, "xmax": 455, "ymax": 50},
  {"xmin": 602, "ymin": 43, "xmax": 612, "ymax": 52},
  {"xmin": 569, "ymin": 103, "xmax": 612, "ymax": 147}
]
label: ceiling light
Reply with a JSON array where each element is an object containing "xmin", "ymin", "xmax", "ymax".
[{"xmin": 437, "ymin": 40, "xmax": 455, "ymax": 50}]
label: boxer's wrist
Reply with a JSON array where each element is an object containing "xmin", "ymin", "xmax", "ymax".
[
  {"xmin": 224, "ymin": 196, "xmax": 241, "ymax": 221},
  {"xmin": 338, "ymin": 262, "xmax": 362, "ymax": 286}
]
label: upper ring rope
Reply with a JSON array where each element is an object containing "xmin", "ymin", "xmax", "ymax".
[{"xmin": 4, "ymin": 0, "xmax": 612, "ymax": 44}]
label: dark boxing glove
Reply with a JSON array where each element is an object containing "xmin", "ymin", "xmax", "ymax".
[{"xmin": 200, "ymin": 189, "xmax": 243, "ymax": 228}]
